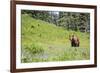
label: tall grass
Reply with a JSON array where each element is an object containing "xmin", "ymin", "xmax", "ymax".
[{"xmin": 21, "ymin": 14, "xmax": 90, "ymax": 63}]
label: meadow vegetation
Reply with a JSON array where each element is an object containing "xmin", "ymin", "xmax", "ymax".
[{"xmin": 21, "ymin": 14, "xmax": 90, "ymax": 63}]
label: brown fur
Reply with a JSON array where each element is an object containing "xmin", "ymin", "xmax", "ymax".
[{"xmin": 69, "ymin": 35, "xmax": 80, "ymax": 47}]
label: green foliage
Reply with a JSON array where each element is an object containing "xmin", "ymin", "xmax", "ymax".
[
  {"xmin": 58, "ymin": 12, "xmax": 90, "ymax": 32},
  {"xmin": 21, "ymin": 10, "xmax": 52, "ymax": 23},
  {"xmin": 21, "ymin": 14, "xmax": 90, "ymax": 63},
  {"xmin": 21, "ymin": 43, "xmax": 44, "ymax": 63},
  {"xmin": 22, "ymin": 10, "xmax": 90, "ymax": 32}
]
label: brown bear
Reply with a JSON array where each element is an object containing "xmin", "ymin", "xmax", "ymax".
[{"xmin": 69, "ymin": 35, "xmax": 80, "ymax": 47}]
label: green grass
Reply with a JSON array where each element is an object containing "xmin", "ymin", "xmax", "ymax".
[{"xmin": 21, "ymin": 14, "xmax": 90, "ymax": 63}]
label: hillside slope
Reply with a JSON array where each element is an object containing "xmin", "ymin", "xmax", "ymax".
[{"xmin": 21, "ymin": 14, "xmax": 90, "ymax": 63}]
